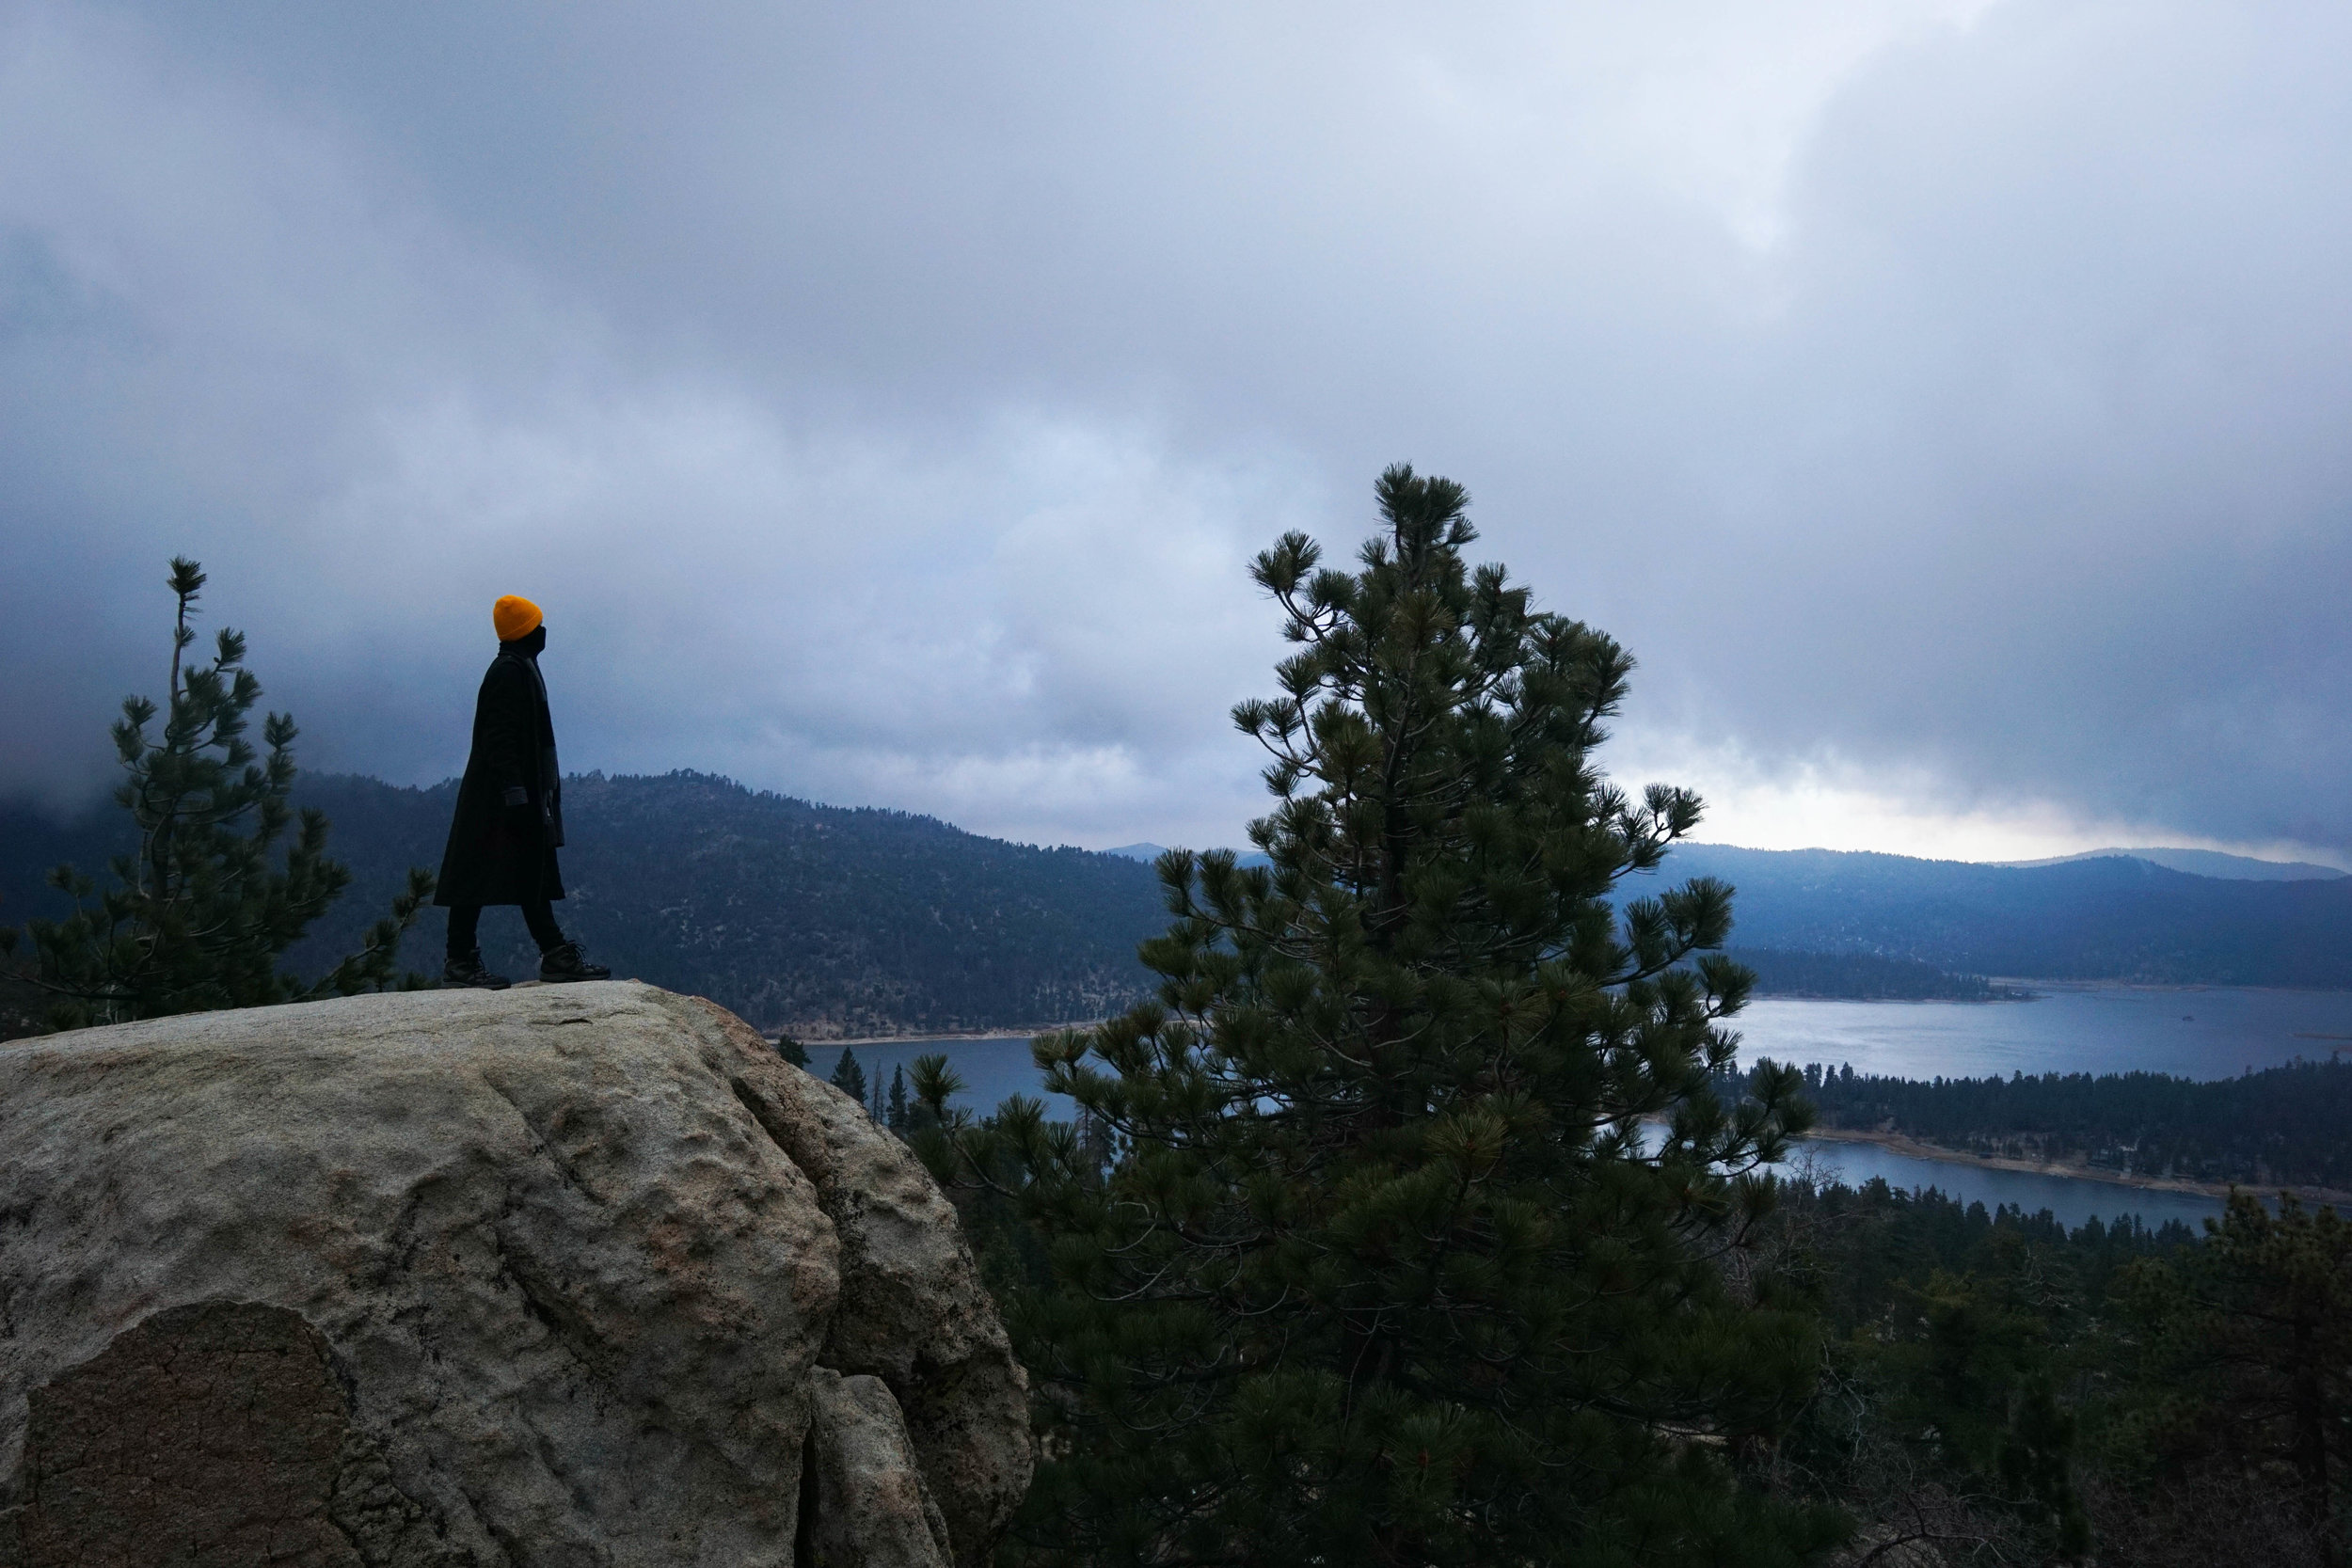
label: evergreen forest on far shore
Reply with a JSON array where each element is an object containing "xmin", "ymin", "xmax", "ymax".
[{"xmin": 1788, "ymin": 1055, "xmax": 2352, "ymax": 1191}]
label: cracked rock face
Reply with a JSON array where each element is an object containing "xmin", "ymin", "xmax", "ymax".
[{"xmin": 0, "ymin": 982, "xmax": 1030, "ymax": 1567}]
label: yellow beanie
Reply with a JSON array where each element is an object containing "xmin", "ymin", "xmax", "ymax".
[{"xmin": 493, "ymin": 594, "xmax": 544, "ymax": 641}]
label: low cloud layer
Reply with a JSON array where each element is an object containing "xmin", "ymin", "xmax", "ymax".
[{"xmin": 4, "ymin": 0, "xmax": 2347, "ymax": 861}]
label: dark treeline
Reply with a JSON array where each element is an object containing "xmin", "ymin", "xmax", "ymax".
[
  {"xmin": 1787, "ymin": 1057, "xmax": 2352, "ymax": 1190},
  {"xmin": 1731, "ymin": 946, "xmax": 2028, "ymax": 1001},
  {"xmin": 931, "ymin": 1087, "xmax": 2352, "ymax": 1566},
  {"xmin": 1766, "ymin": 1176, "xmax": 2349, "ymax": 1565}
]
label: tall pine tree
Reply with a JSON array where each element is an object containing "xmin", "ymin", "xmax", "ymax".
[
  {"xmin": 932, "ymin": 467, "xmax": 1835, "ymax": 1566},
  {"xmin": 830, "ymin": 1046, "xmax": 870, "ymax": 1109},
  {"xmin": 1, "ymin": 559, "xmax": 433, "ymax": 1029}
]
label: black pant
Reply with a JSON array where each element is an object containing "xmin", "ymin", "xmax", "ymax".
[{"xmin": 447, "ymin": 900, "xmax": 564, "ymax": 959}]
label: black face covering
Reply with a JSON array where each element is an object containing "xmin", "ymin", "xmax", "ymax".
[{"xmin": 501, "ymin": 625, "xmax": 548, "ymax": 657}]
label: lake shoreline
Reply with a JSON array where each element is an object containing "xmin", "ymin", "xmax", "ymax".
[
  {"xmin": 1802, "ymin": 1125, "xmax": 2352, "ymax": 1208},
  {"xmin": 787, "ymin": 1025, "xmax": 1081, "ymax": 1047}
]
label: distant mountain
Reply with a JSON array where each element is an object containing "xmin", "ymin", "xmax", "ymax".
[
  {"xmin": 1647, "ymin": 843, "xmax": 2352, "ymax": 989},
  {"xmin": 1009, "ymin": 838, "xmax": 2352, "ymax": 990},
  {"xmin": 0, "ymin": 772, "xmax": 1170, "ymax": 1038},
  {"xmin": 13, "ymin": 789, "xmax": 2352, "ymax": 1039},
  {"xmin": 1994, "ymin": 847, "xmax": 2344, "ymax": 881}
]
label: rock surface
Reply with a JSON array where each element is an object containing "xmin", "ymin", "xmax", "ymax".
[
  {"xmin": 0, "ymin": 982, "xmax": 1030, "ymax": 1567},
  {"xmin": 806, "ymin": 1369, "xmax": 954, "ymax": 1568}
]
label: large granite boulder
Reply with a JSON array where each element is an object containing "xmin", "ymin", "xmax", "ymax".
[{"xmin": 0, "ymin": 981, "xmax": 1030, "ymax": 1567}]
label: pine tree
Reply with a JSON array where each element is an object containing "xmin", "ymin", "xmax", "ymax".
[
  {"xmin": 830, "ymin": 1046, "xmax": 869, "ymax": 1109},
  {"xmin": 1870, "ymin": 1255, "xmax": 2089, "ymax": 1559},
  {"xmin": 931, "ymin": 467, "xmax": 1835, "ymax": 1566},
  {"xmin": 2126, "ymin": 1193, "xmax": 2352, "ymax": 1565},
  {"xmin": 775, "ymin": 1032, "xmax": 811, "ymax": 1068},
  {"xmin": 887, "ymin": 1064, "xmax": 910, "ymax": 1132},
  {"xmin": 0, "ymin": 559, "xmax": 434, "ymax": 1030},
  {"xmin": 908, "ymin": 1053, "xmax": 956, "ymax": 1134}
]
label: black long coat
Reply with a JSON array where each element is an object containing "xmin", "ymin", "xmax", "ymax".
[{"xmin": 435, "ymin": 643, "xmax": 565, "ymax": 907}]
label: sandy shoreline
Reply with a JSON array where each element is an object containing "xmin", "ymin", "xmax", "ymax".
[{"xmin": 1804, "ymin": 1125, "xmax": 2352, "ymax": 1207}]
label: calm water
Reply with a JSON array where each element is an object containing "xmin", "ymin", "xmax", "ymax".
[
  {"xmin": 1787, "ymin": 1140, "xmax": 2225, "ymax": 1230},
  {"xmin": 1737, "ymin": 983, "xmax": 2352, "ymax": 1083},
  {"xmin": 814, "ymin": 1036, "xmax": 1076, "ymax": 1120},
  {"xmin": 816, "ymin": 985, "xmax": 2352, "ymax": 1231}
]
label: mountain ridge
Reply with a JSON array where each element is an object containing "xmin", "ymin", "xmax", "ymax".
[
  {"xmin": 1640, "ymin": 842, "xmax": 2352, "ymax": 988},
  {"xmin": 8, "ymin": 778, "xmax": 2352, "ymax": 1035},
  {"xmin": 0, "ymin": 771, "xmax": 1168, "ymax": 1037},
  {"xmin": 1990, "ymin": 846, "xmax": 2344, "ymax": 880}
]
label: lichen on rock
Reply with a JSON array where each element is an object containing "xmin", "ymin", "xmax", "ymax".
[{"xmin": 0, "ymin": 981, "xmax": 1031, "ymax": 1567}]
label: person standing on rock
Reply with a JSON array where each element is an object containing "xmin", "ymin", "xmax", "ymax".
[{"xmin": 435, "ymin": 594, "xmax": 611, "ymax": 988}]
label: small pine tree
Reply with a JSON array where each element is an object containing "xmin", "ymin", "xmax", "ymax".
[
  {"xmin": 829, "ymin": 1046, "xmax": 869, "ymax": 1109},
  {"xmin": 932, "ymin": 467, "xmax": 1835, "ymax": 1566},
  {"xmin": 775, "ymin": 1032, "xmax": 810, "ymax": 1068},
  {"xmin": 908, "ymin": 1053, "xmax": 957, "ymax": 1134},
  {"xmin": 0, "ymin": 559, "xmax": 433, "ymax": 1030},
  {"xmin": 887, "ymin": 1064, "xmax": 910, "ymax": 1132}
]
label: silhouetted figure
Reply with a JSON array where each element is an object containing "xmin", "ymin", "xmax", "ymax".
[{"xmin": 435, "ymin": 594, "xmax": 610, "ymax": 988}]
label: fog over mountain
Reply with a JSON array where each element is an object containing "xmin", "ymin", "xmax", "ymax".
[{"xmin": 5, "ymin": 2, "xmax": 2350, "ymax": 862}]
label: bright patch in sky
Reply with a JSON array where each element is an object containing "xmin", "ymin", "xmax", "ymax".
[{"xmin": 1639, "ymin": 748, "xmax": 2349, "ymax": 869}]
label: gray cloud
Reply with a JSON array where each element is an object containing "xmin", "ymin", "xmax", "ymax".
[{"xmin": 2, "ymin": 0, "xmax": 2347, "ymax": 856}]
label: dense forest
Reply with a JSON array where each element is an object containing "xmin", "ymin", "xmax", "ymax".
[
  {"xmin": 935, "ymin": 1089, "xmax": 2350, "ymax": 1567},
  {"xmin": 1788, "ymin": 1057, "xmax": 2352, "ymax": 1190},
  {"xmin": 1757, "ymin": 1177, "xmax": 2346, "ymax": 1565}
]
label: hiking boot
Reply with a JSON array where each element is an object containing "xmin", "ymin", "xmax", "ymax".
[
  {"xmin": 537, "ymin": 942, "xmax": 612, "ymax": 983},
  {"xmin": 442, "ymin": 951, "xmax": 511, "ymax": 990}
]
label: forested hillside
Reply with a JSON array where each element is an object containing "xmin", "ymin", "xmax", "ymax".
[
  {"xmin": 1789, "ymin": 1056, "xmax": 2352, "ymax": 1189},
  {"xmin": 0, "ymin": 772, "xmax": 1170, "ymax": 1037},
  {"xmin": 1728, "ymin": 947, "xmax": 2025, "ymax": 1001},
  {"xmin": 13, "ymin": 782, "xmax": 2352, "ymax": 1040},
  {"xmin": 1762, "ymin": 1180, "xmax": 2337, "ymax": 1564},
  {"xmin": 1649, "ymin": 843, "xmax": 2352, "ymax": 987}
]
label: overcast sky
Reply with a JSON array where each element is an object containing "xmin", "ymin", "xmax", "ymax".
[{"xmin": 4, "ymin": 0, "xmax": 2348, "ymax": 864}]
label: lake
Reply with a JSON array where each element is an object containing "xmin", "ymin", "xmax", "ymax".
[
  {"xmin": 1784, "ymin": 1140, "xmax": 2226, "ymax": 1230},
  {"xmin": 1736, "ymin": 983, "xmax": 2352, "ymax": 1083},
  {"xmin": 815, "ymin": 984, "xmax": 2352, "ymax": 1232}
]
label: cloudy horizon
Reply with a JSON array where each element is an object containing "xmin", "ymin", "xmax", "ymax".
[{"xmin": 5, "ymin": 1, "xmax": 2348, "ymax": 868}]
